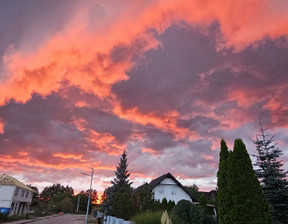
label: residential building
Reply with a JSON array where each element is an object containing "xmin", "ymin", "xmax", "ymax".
[
  {"xmin": 0, "ymin": 174, "xmax": 35, "ymax": 216},
  {"xmin": 137, "ymin": 172, "xmax": 198, "ymax": 204}
]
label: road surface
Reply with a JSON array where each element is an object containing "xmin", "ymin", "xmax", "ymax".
[{"xmin": 8, "ymin": 214, "xmax": 87, "ymax": 224}]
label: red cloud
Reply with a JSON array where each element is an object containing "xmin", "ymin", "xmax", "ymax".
[{"xmin": 1, "ymin": 0, "xmax": 288, "ymax": 106}]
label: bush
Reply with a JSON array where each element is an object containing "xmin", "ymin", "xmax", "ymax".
[
  {"xmin": 203, "ymin": 214, "xmax": 217, "ymax": 224},
  {"xmin": 131, "ymin": 210, "xmax": 162, "ymax": 224},
  {"xmin": 171, "ymin": 200, "xmax": 204, "ymax": 224}
]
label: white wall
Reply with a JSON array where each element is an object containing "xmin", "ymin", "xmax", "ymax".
[
  {"xmin": 13, "ymin": 188, "xmax": 33, "ymax": 203},
  {"xmin": 153, "ymin": 178, "xmax": 192, "ymax": 204},
  {"xmin": 0, "ymin": 185, "xmax": 15, "ymax": 208}
]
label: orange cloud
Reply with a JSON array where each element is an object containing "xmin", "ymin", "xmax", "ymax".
[
  {"xmin": 2, "ymin": 0, "xmax": 287, "ymax": 106},
  {"xmin": 87, "ymin": 130, "xmax": 127, "ymax": 155},
  {"xmin": 142, "ymin": 147, "xmax": 162, "ymax": 155},
  {"xmin": 0, "ymin": 154, "xmax": 114, "ymax": 173},
  {"xmin": 0, "ymin": 118, "xmax": 4, "ymax": 134},
  {"xmin": 113, "ymin": 104, "xmax": 197, "ymax": 140},
  {"xmin": 53, "ymin": 153, "xmax": 83, "ymax": 160}
]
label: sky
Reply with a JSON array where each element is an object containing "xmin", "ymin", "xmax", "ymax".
[{"xmin": 1, "ymin": 0, "xmax": 288, "ymax": 195}]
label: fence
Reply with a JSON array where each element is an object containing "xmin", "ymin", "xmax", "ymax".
[{"xmin": 94, "ymin": 211, "xmax": 134, "ymax": 224}]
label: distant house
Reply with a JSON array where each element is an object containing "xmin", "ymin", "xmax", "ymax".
[
  {"xmin": 0, "ymin": 174, "xmax": 35, "ymax": 216},
  {"xmin": 136, "ymin": 173, "xmax": 198, "ymax": 204}
]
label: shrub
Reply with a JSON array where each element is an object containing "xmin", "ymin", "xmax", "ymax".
[
  {"xmin": 171, "ymin": 200, "xmax": 191, "ymax": 223},
  {"xmin": 203, "ymin": 214, "xmax": 217, "ymax": 224},
  {"xmin": 171, "ymin": 200, "xmax": 204, "ymax": 224},
  {"xmin": 131, "ymin": 210, "xmax": 162, "ymax": 224}
]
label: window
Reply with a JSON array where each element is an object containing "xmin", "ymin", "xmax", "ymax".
[
  {"xmin": 21, "ymin": 189, "xmax": 25, "ymax": 197},
  {"xmin": 159, "ymin": 187, "xmax": 164, "ymax": 194},
  {"xmin": 15, "ymin": 188, "xmax": 19, "ymax": 196},
  {"xmin": 171, "ymin": 188, "xmax": 177, "ymax": 195},
  {"xmin": 26, "ymin": 191, "xmax": 29, "ymax": 198}
]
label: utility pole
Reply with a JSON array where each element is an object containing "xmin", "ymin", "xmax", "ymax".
[
  {"xmin": 81, "ymin": 168, "xmax": 94, "ymax": 224},
  {"xmin": 76, "ymin": 194, "xmax": 81, "ymax": 213}
]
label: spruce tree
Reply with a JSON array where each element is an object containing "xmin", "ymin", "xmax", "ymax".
[
  {"xmin": 217, "ymin": 139, "xmax": 230, "ymax": 224},
  {"xmin": 253, "ymin": 125, "xmax": 288, "ymax": 224},
  {"xmin": 111, "ymin": 150, "xmax": 132, "ymax": 191},
  {"xmin": 227, "ymin": 139, "xmax": 271, "ymax": 224},
  {"xmin": 102, "ymin": 151, "xmax": 133, "ymax": 217}
]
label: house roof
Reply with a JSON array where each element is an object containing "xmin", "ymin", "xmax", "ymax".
[
  {"xmin": 0, "ymin": 174, "xmax": 36, "ymax": 192},
  {"xmin": 147, "ymin": 172, "xmax": 198, "ymax": 202}
]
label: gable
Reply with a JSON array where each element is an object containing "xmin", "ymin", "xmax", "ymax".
[
  {"xmin": 0, "ymin": 174, "xmax": 35, "ymax": 192},
  {"xmin": 148, "ymin": 173, "xmax": 198, "ymax": 202}
]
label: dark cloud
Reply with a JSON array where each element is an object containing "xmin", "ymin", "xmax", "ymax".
[{"xmin": 112, "ymin": 23, "xmax": 224, "ymax": 115}]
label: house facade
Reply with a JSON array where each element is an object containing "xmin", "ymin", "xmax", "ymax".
[
  {"xmin": 147, "ymin": 173, "xmax": 198, "ymax": 204},
  {"xmin": 0, "ymin": 174, "xmax": 35, "ymax": 216}
]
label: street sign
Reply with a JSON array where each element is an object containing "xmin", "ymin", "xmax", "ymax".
[{"xmin": 0, "ymin": 207, "xmax": 10, "ymax": 214}]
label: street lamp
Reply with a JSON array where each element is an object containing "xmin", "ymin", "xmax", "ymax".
[{"xmin": 81, "ymin": 167, "xmax": 94, "ymax": 224}]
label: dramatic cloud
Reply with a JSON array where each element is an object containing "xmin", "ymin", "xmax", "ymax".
[{"xmin": 0, "ymin": 0, "xmax": 288, "ymax": 193}]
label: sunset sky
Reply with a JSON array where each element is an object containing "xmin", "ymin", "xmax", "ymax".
[{"xmin": 1, "ymin": 0, "xmax": 288, "ymax": 194}]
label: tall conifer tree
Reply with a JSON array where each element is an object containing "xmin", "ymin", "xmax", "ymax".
[
  {"xmin": 253, "ymin": 125, "xmax": 288, "ymax": 224},
  {"xmin": 101, "ymin": 151, "xmax": 133, "ymax": 218},
  {"xmin": 226, "ymin": 139, "xmax": 271, "ymax": 224},
  {"xmin": 217, "ymin": 139, "xmax": 230, "ymax": 224},
  {"xmin": 112, "ymin": 150, "xmax": 132, "ymax": 191}
]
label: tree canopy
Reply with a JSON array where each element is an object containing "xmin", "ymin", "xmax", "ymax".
[{"xmin": 40, "ymin": 183, "xmax": 74, "ymax": 201}]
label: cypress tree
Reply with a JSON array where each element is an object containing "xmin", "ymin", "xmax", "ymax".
[
  {"xmin": 227, "ymin": 139, "xmax": 271, "ymax": 224},
  {"xmin": 217, "ymin": 139, "xmax": 230, "ymax": 224},
  {"xmin": 253, "ymin": 125, "xmax": 288, "ymax": 224}
]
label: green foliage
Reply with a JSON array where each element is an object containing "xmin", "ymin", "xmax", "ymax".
[
  {"xmin": 199, "ymin": 194, "xmax": 209, "ymax": 215},
  {"xmin": 101, "ymin": 151, "xmax": 133, "ymax": 217},
  {"xmin": 166, "ymin": 200, "xmax": 175, "ymax": 213},
  {"xmin": 40, "ymin": 183, "xmax": 74, "ymax": 201},
  {"xmin": 226, "ymin": 139, "xmax": 271, "ymax": 224},
  {"xmin": 111, "ymin": 151, "xmax": 132, "ymax": 190},
  {"xmin": 133, "ymin": 183, "xmax": 155, "ymax": 214},
  {"xmin": 58, "ymin": 197, "xmax": 74, "ymax": 213},
  {"xmin": 185, "ymin": 184, "xmax": 200, "ymax": 201},
  {"xmin": 203, "ymin": 214, "xmax": 217, "ymax": 224},
  {"xmin": 72, "ymin": 193, "xmax": 92, "ymax": 213},
  {"xmin": 190, "ymin": 204, "xmax": 204, "ymax": 224},
  {"xmin": 217, "ymin": 139, "xmax": 230, "ymax": 224},
  {"xmin": 162, "ymin": 198, "xmax": 168, "ymax": 211},
  {"xmin": 131, "ymin": 210, "xmax": 162, "ymax": 224},
  {"xmin": 47, "ymin": 192, "xmax": 75, "ymax": 213},
  {"xmin": 112, "ymin": 188, "xmax": 134, "ymax": 220},
  {"xmin": 171, "ymin": 200, "xmax": 191, "ymax": 223},
  {"xmin": 171, "ymin": 200, "xmax": 203, "ymax": 224},
  {"xmin": 253, "ymin": 125, "xmax": 288, "ymax": 224}
]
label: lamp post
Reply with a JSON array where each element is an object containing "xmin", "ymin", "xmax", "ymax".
[{"xmin": 81, "ymin": 168, "xmax": 94, "ymax": 224}]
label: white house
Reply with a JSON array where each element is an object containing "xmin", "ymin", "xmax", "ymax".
[
  {"xmin": 141, "ymin": 173, "xmax": 198, "ymax": 204},
  {"xmin": 0, "ymin": 174, "xmax": 35, "ymax": 216}
]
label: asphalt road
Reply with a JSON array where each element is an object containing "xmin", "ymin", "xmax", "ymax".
[{"xmin": 7, "ymin": 214, "xmax": 87, "ymax": 224}]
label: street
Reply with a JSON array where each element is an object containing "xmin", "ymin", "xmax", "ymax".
[{"xmin": 7, "ymin": 214, "xmax": 87, "ymax": 224}]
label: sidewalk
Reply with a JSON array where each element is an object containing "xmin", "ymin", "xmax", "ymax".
[{"xmin": 4, "ymin": 214, "xmax": 60, "ymax": 224}]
